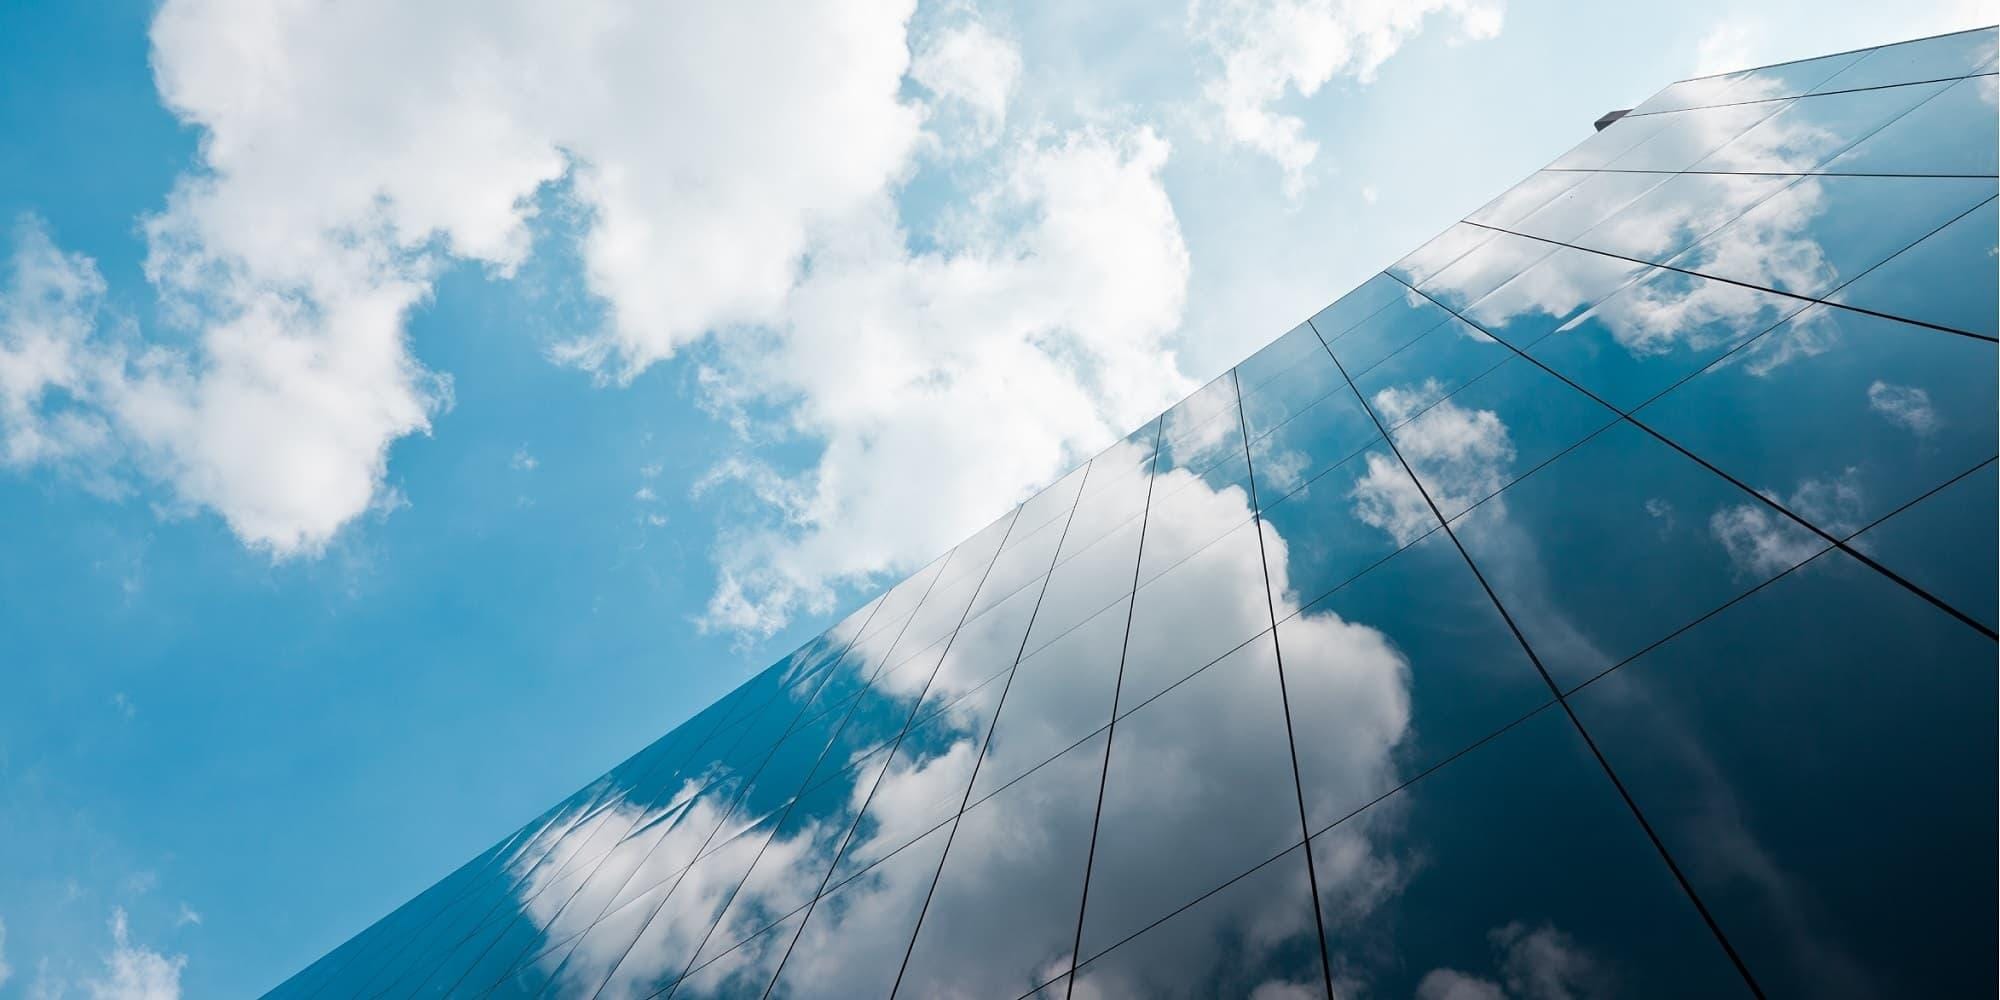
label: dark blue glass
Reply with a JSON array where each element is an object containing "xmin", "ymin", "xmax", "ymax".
[
  {"xmin": 1324, "ymin": 286, "xmax": 1456, "ymax": 373},
  {"xmin": 1351, "ymin": 317, "xmax": 1514, "ymax": 429},
  {"xmin": 1525, "ymin": 267, "xmax": 1809, "ymax": 413},
  {"xmin": 1453, "ymin": 420, "xmax": 1829, "ymax": 691},
  {"xmin": 1639, "ymin": 305, "xmax": 1999, "ymax": 532},
  {"xmin": 1828, "ymin": 197, "xmax": 1998, "ymax": 336},
  {"xmin": 1849, "ymin": 461, "xmax": 1998, "ymax": 631},
  {"xmin": 1258, "ymin": 439, "xmax": 1435, "ymax": 614},
  {"xmin": 1386, "ymin": 354, "xmax": 1619, "ymax": 522},
  {"xmin": 1308, "ymin": 270, "xmax": 1415, "ymax": 338},
  {"xmin": 1313, "ymin": 709, "xmax": 1751, "ymax": 998},
  {"xmin": 1571, "ymin": 549, "xmax": 1997, "ymax": 997},
  {"xmin": 1246, "ymin": 371, "xmax": 1378, "ymax": 509}
]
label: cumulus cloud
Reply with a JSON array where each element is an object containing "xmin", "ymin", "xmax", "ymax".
[
  {"xmin": 0, "ymin": 0, "xmax": 1217, "ymax": 638},
  {"xmin": 0, "ymin": 0, "xmax": 933, "ymax": 559},
  {"xmin": 698, "ymin": 126, "xmax": 1194, "ymax": 634},
  {"xmin": 83, "ymin": 909, "xmax": 184, "ymax": 1000},
  {"xmin": 911, "ymin": 14, "xmax": 1024, "ymax": 145},
  {"xmin": 1189, "ymin": 0, "xmax": 1504, "ymax": 196}
]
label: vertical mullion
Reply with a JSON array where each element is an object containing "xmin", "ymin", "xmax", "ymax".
[
  {"xmin": 1231, "ymin": 367, "xmax": 1338, "ymax": 999},
  {"xmin": 1062, "ymin": 416, "xmax": 1166, "ymax": 997}
]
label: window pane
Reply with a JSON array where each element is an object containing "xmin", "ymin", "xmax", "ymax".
[{"xmin": 1571, "ymin": 549, "xmax": 1997, "ymax": 996}]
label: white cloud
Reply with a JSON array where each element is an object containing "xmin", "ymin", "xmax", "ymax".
[
  {"xmin": 1866, "ymin": 380, "xmax": 1939, "ymax": 436},
  {"xmin": 0, "ymin": 220, "xmax": 119, "ymax": 479},
  {"xmin": 83, "ymin": 909, "xmax": 183, "ymax": 1000},
  {"xmin": 1189, "ymin": 0, "xmax": 1504, "ymax": 196},
  {"xmin": 173, "ymin": 904, "xmax": 201, "ymax": 929},
  {"xmin": 3, "ymin": 0, "xmax": 932, "ymax": 558},
  {"xmin": 911, "ymin": 15, "xmax": 1024, "ymax": 145},
  {"xmin": 698, "ymin": 126, "xmax": 1194, "ymax": 635},
  {"xmin": 0, "ymin": 916, "xmax": 11, "ymax": 989},
  {"xmin": 510, "ymin": 447, "xmax": 537, "ymax": 472},
  {"xmin": 0, "ymin": 0, "xmax": 1214, "ymax": 641}
]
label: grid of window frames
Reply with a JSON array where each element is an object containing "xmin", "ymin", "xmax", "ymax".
[{"xmin": 268, "ymin": 26, "xmax": 1999, "ymax": 1000}]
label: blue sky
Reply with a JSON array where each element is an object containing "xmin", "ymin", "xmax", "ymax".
[{"xmin": 0, "ymin": 0, "xmax": 1985, "ymax": 995}]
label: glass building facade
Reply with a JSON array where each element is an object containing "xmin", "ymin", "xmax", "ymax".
[{"xmin": 270, "ymin": 27, "xmax": 1999, "ymax": 999}]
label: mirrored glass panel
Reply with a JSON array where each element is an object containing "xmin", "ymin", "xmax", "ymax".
[
  {"xmin": 1806, "ymin": 26, "xmax": 1999, "ymax": 93},
  {"xmin": 1848, "ymin": 461, "xmax": 1998, "ymax": 631},
  {"xmin": 1571, "ymin": 549, "xmax": 1997, "ymax": 997}
]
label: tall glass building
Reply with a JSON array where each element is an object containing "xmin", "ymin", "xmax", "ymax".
[{"xmin": 271, "ymin": 27, "xmax": 1998, "ymax": 999}]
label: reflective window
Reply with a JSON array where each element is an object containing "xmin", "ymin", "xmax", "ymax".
[
  {"xmin": 1665, "ymin": 174, "xmax": 1996, "ymax": 298},
  {"xmin": 1713, "ymin": 49, "xmax": 1869, "ymax": 105},
  {"xmin": 1571, "ymin": 550, "xmax": 1997, "ymax": 996},
  {"xmin": 1511, "ymin": 170, "xmax": 1671, "ymax": 245},
  {"xmin": 1822, "ymin": 74, "xmax": 2000, "ymax": 177},
  {"xmin": 1689, "ymin": 80, "xmax": 1950, "ymax": 173},
  {"xmin": 1827, "ymin": 197, "xmax": 1998, "ymax": 337},
  {"xmin": 969, "ymin": 595, "xmax": 1126, "ymax": 802},
  {"xmin": 1569, "ymin": 171, "xmax": 1795, "ymax": 264},
  {"xmin": 1526, "ymin": 267, "xmax": 1809, "ymax": 413},
  {"xmin": 1080, "ymin": 635, "xmax": 1303, "ymax": 960},
  {"xmin": 1606, "ymin": 101, "xmax": 1788, "ymax": 171},
  {"xmin": 765, "ymin": 820, "xmax": 956, "ymax": 998},
  {"xmin": 1627, "ymin": 71, "xmax": 1749, "ymax": 115},
  {"xmin": 897, "ymin": 731, "xmax": 1107, "ymax": 998},
  {"xmin": 1313, "ymin": 708, "xmax": 1752, "ymax": 997},
  {"xmin": 1848, "ymin": 461, "xmax": 1997, "ymax": 632},
  {"xmin": 1280, "ymin": 528, "xmax": 1549, "ymax": 831},
  {"xmin": 1639, "ymin": 305, "xmax": 1999, "ymax": 531},
  {"xmin": 1453, "ymin": 420, "xmax": 1828, "ymax": 691},
  {"xmin": 1385, "ymin": 354, "xmax": 1620, "ymax": 522},
  {"xmin": 1071, "ymin": 845, "xmax": 1324, "ymax": 999},
  {"xmin": 1807, "ymin": 26, "xmax": 1999, "ymax": 93}
]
